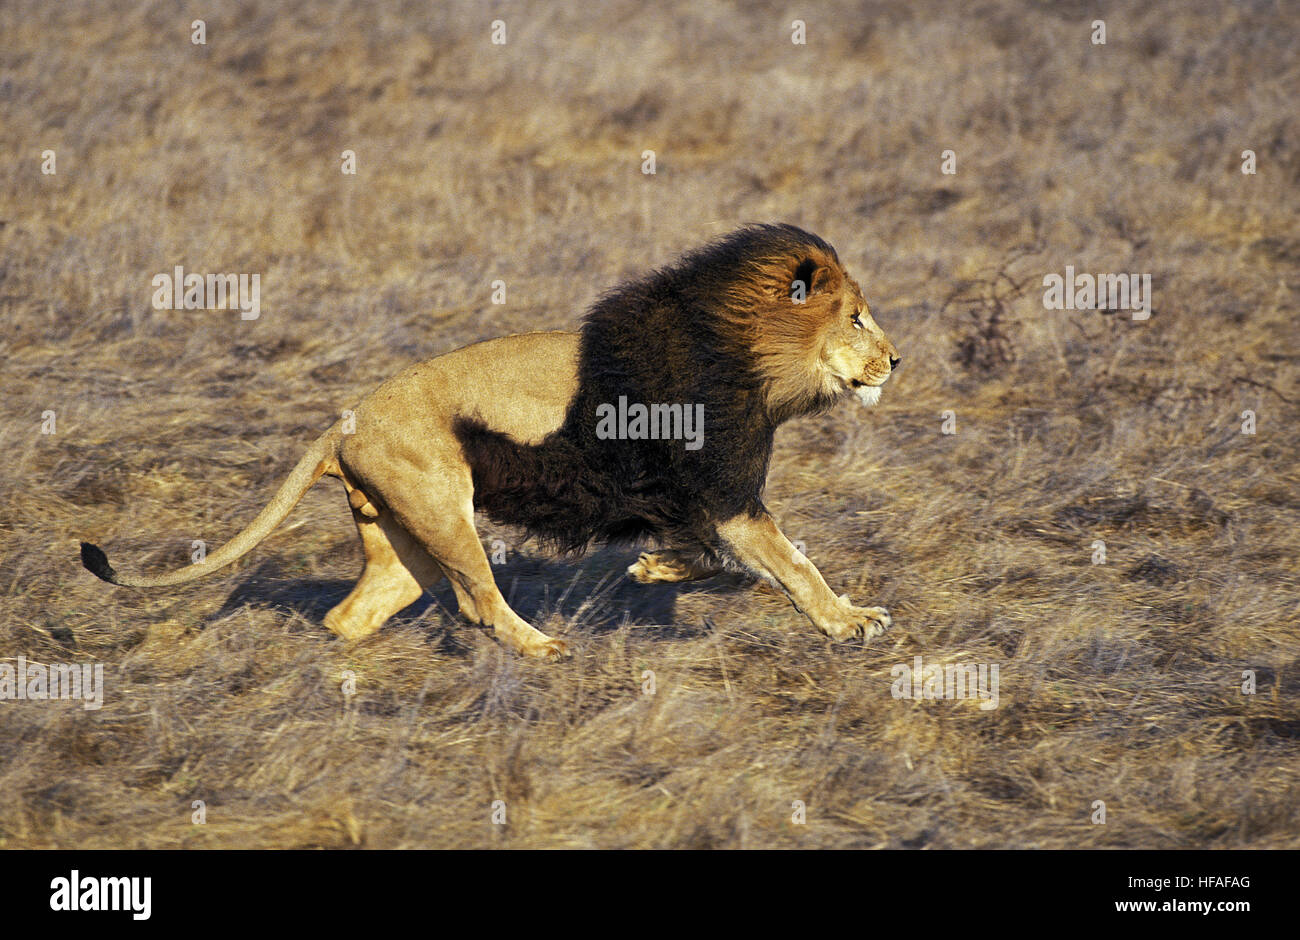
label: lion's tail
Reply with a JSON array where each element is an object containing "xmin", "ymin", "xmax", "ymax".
[{"xmin": 80, "ymin": 428, "xmax": 341, "ymax": 588}]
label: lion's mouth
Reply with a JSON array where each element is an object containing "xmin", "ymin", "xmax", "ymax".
[{"xmin": 846, "ymin": 371, "xmax": 890, "ymax": 406}]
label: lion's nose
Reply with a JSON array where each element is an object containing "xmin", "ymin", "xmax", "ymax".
[{"xmin": 889, "ymin": 355, "xmax": 901, "ymax": 369}]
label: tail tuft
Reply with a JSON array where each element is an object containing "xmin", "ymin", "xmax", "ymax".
[{"xmin": 80, "ymin": 542, "xmax": 119, "ymax": 584}]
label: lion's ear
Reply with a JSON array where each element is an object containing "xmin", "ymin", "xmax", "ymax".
[{"xmin": 790, "ymin": 257, "xmax": 835, "ymax": 301}]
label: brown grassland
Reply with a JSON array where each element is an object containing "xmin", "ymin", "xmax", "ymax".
[{"xmin": 1, "ymin": 0, "xmax": 1297, "ymax": 848}]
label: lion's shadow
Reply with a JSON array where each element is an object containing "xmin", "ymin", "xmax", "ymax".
[{"xmin": 208, "ymin": 545, "xmax": 750, "ymax": 646}]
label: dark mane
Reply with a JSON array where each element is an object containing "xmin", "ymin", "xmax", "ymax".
[{"xmin": 454, "ymin": 224, "xmax": 843, "ymax": 555}]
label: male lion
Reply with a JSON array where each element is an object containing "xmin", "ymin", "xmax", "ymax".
[{"xmin": 81, "ymin": 224, "xmax": 900, "ymax": 659}]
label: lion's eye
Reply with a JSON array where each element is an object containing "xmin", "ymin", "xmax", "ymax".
[{"xmin": 851, "ymin": 312, "xmax": 864, "ymax": 329}]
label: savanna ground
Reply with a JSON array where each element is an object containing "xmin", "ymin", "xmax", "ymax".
[{"xmin": 1, "ymin": 0, "xmax": 1297, "ymax": 849}]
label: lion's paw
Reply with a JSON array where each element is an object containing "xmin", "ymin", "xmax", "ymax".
[
  {"xmin": 523, "ymin": 635, "xmax": 571, "ymax": 661},
  {"xmin": 627, "ymin": 553, "xmax": 660, "ymax": 583},
  {"xmin": 818, "ymin": 597, "xmax": 891, "ymax": 643},
  {"xmin": 628, "ymin": 552, "xmax": 682, "ymax": 584}
]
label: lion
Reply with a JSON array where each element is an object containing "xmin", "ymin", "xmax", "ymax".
[{"xmin": 81, "ymin": 223, "xmax": 900, "ymax": 660}]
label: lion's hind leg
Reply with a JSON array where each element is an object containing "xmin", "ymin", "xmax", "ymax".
[
  {"xmin": 324, "ymin": 505, "xmax": 445, "ymax": 641},
  {"xmin": 378, "ymin": 482, "xmax": 570, "ymax": 661},
  {"xmin": 628, "ymin": 549, "xmax": 722, "ymax": 584}
]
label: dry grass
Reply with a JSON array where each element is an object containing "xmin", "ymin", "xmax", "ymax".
[{"xmin": 1, "ymin": 0, "xmax": 1298, "ymax": 848}]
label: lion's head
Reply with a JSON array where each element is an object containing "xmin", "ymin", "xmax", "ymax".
[
  {"xmin": 813, "ymin": 272, "xmax": 899, "ymax": 410},
  {"xmin": 714, "ymin": 224, "xmax": 899, "ymax": 422}
]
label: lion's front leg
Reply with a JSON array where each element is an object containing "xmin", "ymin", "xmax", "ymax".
[{"xmin": 715, "ymin": 512, "xmax": 890, "ymax": 642}]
